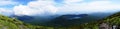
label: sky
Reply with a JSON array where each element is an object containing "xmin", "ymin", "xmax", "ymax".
[{"xmin": 0, "ymin": 0, "xmax": 120, "ymax": 16}]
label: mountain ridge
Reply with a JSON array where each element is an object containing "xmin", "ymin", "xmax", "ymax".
[{"xmin": 70, "ymin": 12, "xmax": 120, "ymax": 29}]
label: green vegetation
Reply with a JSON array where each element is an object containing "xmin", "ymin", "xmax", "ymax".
[
  {"xmin": 1, "ymin": 12, "xmax": 120, "ymax": 29},
  {"xmin": 69, "ymin": 12, "xmax": 120, "ymax": 29},
  {"xmin": 0, "ymin": 14, "xmax": 55, "ymax": 29}
]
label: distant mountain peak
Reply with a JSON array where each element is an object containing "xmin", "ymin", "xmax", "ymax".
[{"xmin": 11, "ymin": 15, "xmax": 34, "ymax": 21}]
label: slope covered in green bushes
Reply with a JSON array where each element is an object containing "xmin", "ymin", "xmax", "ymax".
[{"xmin": 0, "ymin": 15, "xmax": 54, "ymax": 29}]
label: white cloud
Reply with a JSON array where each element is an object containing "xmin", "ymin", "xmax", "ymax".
[
  {"xmin": 12, "ymin": 0, "xmax": 120, "ymax": 16},
  {"xmin": 65, "ymin": 0, "xmax": 83, "ymax": 3},
  {"xmin": 55, "ymin": 1, "xmax": 120, "ymax": 14},
  {"xmin": 13, "ymin": 5, "xmax": 44, "ymax": 16},
  {"xmin": 13, "ymin": 0, "xmax": 58, "ymax": 16},
  {"xmin": 0, "ymin": 8, "xmax": 13, "ymax": 16},
  {"xmin": 0, "ymin": 0, "xmax": 19, "ymax": 6},
  {"xmin": 0, "ymin": 8, "xmax": 12, "ymax": 13}
]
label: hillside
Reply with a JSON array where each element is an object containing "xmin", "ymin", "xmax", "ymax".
[
  {"xmin": 68, "ymin": 12, "xmax": 120, "ymax": 29},
  {"xmin": 0, "ymin": 15, "xmax": 54, "ymax": 29},
  {"xmin": 45, "ymin": 14, "xmax": 99, "ymax": 27},
  {"xmin": 0, "ymin": 12, "xmax": 120, "ymax": 29}
]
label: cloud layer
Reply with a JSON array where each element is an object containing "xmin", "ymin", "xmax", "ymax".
[
  {"xmin": 0, "ymin": 8, "xmax": 13, "ymax": 16},
  {"xmin": 1, "ymin": 0, "xmax": 120, "ymax": 16},
  {"xmin": 0, "ymin": 0, "xmax": 19, "ymax": 6}
]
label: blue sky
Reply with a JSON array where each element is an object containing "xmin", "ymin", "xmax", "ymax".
[
  {"xmin": 0, "ymin": 0, "xmax": 120, "ymax": 16},
  {"xmin": 0, "ymin": 0, "xmax": 36, "ymax": 8}
]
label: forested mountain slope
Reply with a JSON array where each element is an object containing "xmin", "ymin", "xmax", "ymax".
[
  {"xmin": 1, "ymin": 11, "xmax": 120, "ymax": 29},
  {"xmin": 69, "ymin": 12, "xmax": 120, "ymax": 29}
]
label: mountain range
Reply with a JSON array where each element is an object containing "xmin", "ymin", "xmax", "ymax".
[
  {"xmin": 0, "ymin": 12, "xmax": 120, "ymax": 29},
  {"xmin": 10, "ymin": 12, "xmax": 113, "ymax": 26}
]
